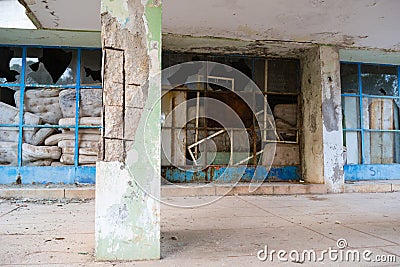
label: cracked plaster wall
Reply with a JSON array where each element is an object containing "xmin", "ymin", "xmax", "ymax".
[
  {"xmin": 95, "ymin": 0, "xmax": 161, "ymax": 261},
  {"xmin": 301, "ymin": 46, "xmax": 344, "ymax": 192}
]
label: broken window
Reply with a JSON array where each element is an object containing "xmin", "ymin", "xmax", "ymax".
[
  {"xmin": 161, "ymin": 53, "xmax": 301, "ymax": 181},
  {"xmin": 0, "ymin": 45, "xmax": 102, "ymax": 169},
  {"xmin": 341, "ymin": 62, "xmax": 400, "ymax": 165}
]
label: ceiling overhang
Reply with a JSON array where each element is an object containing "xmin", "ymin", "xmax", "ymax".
[
  {"xmin": 18, "ymin": 0, "xmax": 400, "ymax": 52},
  {"xmin": 0, "ymin": 28, "xmax": 101, "ymax": 48}
]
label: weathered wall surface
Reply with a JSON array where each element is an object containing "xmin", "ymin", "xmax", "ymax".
[
  {"xmin": 301, "ymin": 46, "xmax": 344, "ymax": 192},
  {"xmin": 96, "ymin": 0, "xmax": 161, "ymax": 261},
  {"xmin": 301, "ymin": 47, "xmax": 324, "ymax": 184},
  {"xmin": 320, "ymin": 46, "xmax": 344, "ymax": 193}
]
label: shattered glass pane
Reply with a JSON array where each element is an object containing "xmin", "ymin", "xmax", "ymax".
[
  {"xmin": 361, "ymin": 64, "xmax": 398, "ymax": 96},
  {"xmin": 81, "ymin": 50, "xmax": 102, "ymax": 85},
  {"xmin": 0, "ymin": 47, "xmax": 22, "ymax": 84},
  {"xmin": 25, "ymin": 48, "xmax": 76, "ymax": 85}
]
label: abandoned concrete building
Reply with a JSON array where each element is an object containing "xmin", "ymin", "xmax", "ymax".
[{"xmin": 1, "ymin": 0, "xmax": 400, "ymax": 261}]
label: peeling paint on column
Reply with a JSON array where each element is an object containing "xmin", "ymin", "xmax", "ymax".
[
  {"xmin": 320, "ymin": 46, "xmax": 344, "ymax": 193},
  {"xmin": 301, "ymin": 46, "xmax": 344, "ymax": 192},
  {"xmin": 96, "ymin": 0, "xmax": 161, "ymax": 261},
  {"xmin": 322, "ymin": 84, "xmax": 340, "ymax": 132}
]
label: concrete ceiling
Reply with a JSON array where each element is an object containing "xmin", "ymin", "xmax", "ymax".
[
  {"xmin": 163, "ymin": 0, "xmax": 400, "ymax": 50},
  {"xmin": 19, "ymin": 0, "xmax": 400, "ymax": 50}
]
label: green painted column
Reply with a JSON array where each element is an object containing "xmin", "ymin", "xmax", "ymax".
[{"xmin": 95, "ymin": 0, "xmax": 161, "ymax": 261}]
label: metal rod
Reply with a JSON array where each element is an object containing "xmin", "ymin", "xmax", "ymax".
[
  {"xmin": 17, "ymin": 47, "xmax": 27, "ymax": 168},
  {"xmin": 0, "ymin": 124, "xmax": 102, "ymax": 129},
  {"xmin": 263, "ymin": 95, "xmax": 267, "ymax": 142},
  {"xmin": 340, "ymin": 60, "xmax": 399, "ymax": 67},
  {"xmin": 162, "ymin": 126, "xmax": 255, "ymax": 131},
  {"xmin": 0, "ymin": 43, "xmax": 101, "ymax": 50},
  {"xmin": 234, "ymin": 150, "xmax": 264, "ymax": 166},
  {"xmin": 358, "ymin": 63, "xmax": 365, "ymax": 164},
  {"xmin": 262, "ymin": 140, "xmax": 298, "ymax": 144},
  {"xmin": 342, "ymin": 93, "xmax": 400, "ymax": 99},
  {"xmin": 252, "ymin": 86, "xmax": 256, "ymax": 165},
  {"xmin": 74, "ymin": 48, "xmax": 82, "ymax": 170},
  {"xmin": 230, "ymin": 129, "xmax": 233, "ymax": 165},
  {"xmin": 188, "ymin": 129, "xmax": 225, "ymax": 149},
  {"xmin": 171, "ymin": 96, "xmax": 176, "ymax": 163},
  {"xmin": 345, "ymin": 129, "xmax": 400, "ymax": 133},
  {"xmin": 0, "ymin": 84, "xmax": 22, "ymax": 88},
  {"xmin": 0, "ymin": 124, "xmax": 19, "ymax": 127},
  {"xmin": 188, "ymin": 146, "xmax": 197, "ymax": 166},
  {"xmin": 194, "ymin": 91, "xmax": 200, "ymax": 158}
]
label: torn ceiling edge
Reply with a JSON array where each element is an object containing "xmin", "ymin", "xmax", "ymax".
[
  {"xmin": 162, "ymin": 33, "xmax": 317, "ymax": 58},
  {"xmin": 17, "ymin": 0, "xmax": 42, "ymax": 29},
  {"xmin": 164, "ymin": 34, "xmax": 400, "ymax": 64},
  {"xmin": 0, "ymin": 28, "xmax": 101, "ymax": 48}
]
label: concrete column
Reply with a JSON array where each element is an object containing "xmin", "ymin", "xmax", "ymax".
[
  {"xmin": 301, "ymin": 46, "xmax": 344, "ymax": 193},
  {"xmin": 95, "ymin": 0, "xmax": 161, "ymax": 261}
]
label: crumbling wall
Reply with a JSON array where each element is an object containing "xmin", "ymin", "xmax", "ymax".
[
  {"xmin": 100, "ymin": 0, "xmax": 150, "ymax": 162},
  {"xmin": 96, "ymin": 0, "xmax": 161, "ymax": 261}
]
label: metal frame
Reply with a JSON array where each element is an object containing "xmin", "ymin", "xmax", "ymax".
[
  {"xmin": 341, "ymin": 61, "xmax": 400, "ymax": 180},
  {"xmin": 0, "ymin": 44, "xmax": 102, "ymax": 184},
  {"xmin": 162, "ymin": 54, "xmax": 264, "ymax": 167},
  {"xmin": 161, "ymin": 53, "xmax": 302, "ymax": 182}
]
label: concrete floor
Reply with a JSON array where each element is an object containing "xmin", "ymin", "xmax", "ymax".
[{"xmin": 0, "ymin": 193, "xmax": 399, "ymax": 266}]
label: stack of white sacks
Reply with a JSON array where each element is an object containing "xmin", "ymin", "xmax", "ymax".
[{"xmin": 0, "ymin": 88, "xmax": 101, "ymax": 166}]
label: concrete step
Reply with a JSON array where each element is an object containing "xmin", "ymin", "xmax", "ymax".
[
  {"xmin": 0, "ymin": 180, "xmax": 399, "ymax": 200},
  {"xmin": 0, "ymin": 186, "xmax": 95, "ymax": 200},
  {"xmin": 161, "ymin": 182, "xmax": 327, "ymax": 197}
]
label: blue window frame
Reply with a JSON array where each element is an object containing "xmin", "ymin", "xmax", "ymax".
[
  {"xmin": 0, "ymin": 45, "xmax": 102, "ymax": 184},
  {"xmin": 341, "ymin": 62, "xmax": 400, "ymax": 180}
]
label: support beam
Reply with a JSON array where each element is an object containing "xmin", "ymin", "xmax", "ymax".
[
  {"xmin": 301, "ymin": 46, "xmax": 344, "ymax": 193},
  {"xmin": 95, "ymin": 0, "xmax": 161, "ymax": 261}
]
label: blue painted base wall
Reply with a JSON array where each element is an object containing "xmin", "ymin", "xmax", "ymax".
[
  {"xmin": 162, "ymin": 166, "xmax": 301, "ymax": 183},
  {"xmin": 0, "ymin": 166, "xmax": 96, "ymax": 184},
  {"xmin": 344, "ymin": 164, "xmax": 400, "ymax": 181},
  {"xmin": 0, "ymin": 165, "xmax": 299, "ymax": 184},
  {"xmin": 4, "ymin": 164, "xmax": 398, "ymax": 184}
]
